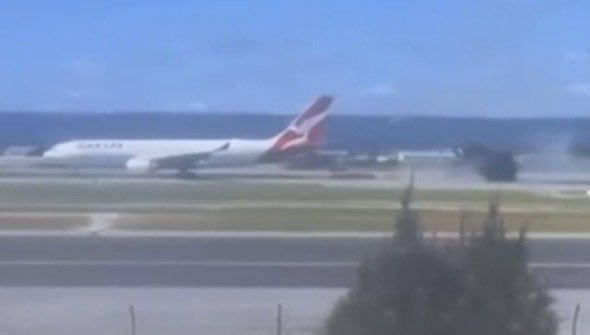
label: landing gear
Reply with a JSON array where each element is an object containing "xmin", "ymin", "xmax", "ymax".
[{"xmin": 176, "ymin": 170, "xmax": 198, "ymax": 180}]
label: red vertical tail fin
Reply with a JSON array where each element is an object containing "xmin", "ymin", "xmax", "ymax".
[{"xmin": 270, "ymin": 95, "xmax": 333, "ymax": 152}]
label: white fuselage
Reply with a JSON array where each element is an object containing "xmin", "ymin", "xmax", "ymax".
[
  {"xmin": 39, "ymin": 95, "xmax": 332, "ymax": 172},
  {"xmin": 42, "ymin": 138, "xmax": 274, "ymax": 169}
]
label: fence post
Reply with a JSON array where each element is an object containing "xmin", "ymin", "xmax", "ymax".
[
  {"xmin": 276, "ymin": 303, "xmax": 283, "ymax": 335},
  {"xmin": 572, "ymin": 304, "xmax": 581, "ymax": 335},
  {"xmin": 129, "ymin": 305, "xmax": 137, "ymax": 335}
]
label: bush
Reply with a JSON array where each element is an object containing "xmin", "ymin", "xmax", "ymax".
[{"xmin": 323, "ymin": 191, "xmax": 556, "ymax": 335}]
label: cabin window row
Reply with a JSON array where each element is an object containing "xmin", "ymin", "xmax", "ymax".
[{"xmin": 77, "ymin": 143, "xmax": 123, "ymax": 149}]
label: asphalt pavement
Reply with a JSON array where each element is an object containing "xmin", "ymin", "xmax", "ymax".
[{"xmin": 0, "ymin": 236, "xmax": 587, "ymax": 288}]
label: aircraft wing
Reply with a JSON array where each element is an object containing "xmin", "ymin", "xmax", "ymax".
[{"xmin": 133, "ymin": 142, "xmax": 230, "ymax": 170}]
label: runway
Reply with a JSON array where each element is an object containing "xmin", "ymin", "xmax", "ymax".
[{"xmin": 0, "ymin": 236, "xmax": 589, "ymax": 288}]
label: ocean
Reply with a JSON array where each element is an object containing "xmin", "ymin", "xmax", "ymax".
[{"xmin": 1, "ymin": 112, "xmax": 589, "ymax": 153}]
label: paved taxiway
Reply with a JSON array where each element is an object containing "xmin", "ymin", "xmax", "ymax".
[{"xmin": 0, "ymin": 236, "xmax": 587, "ymax": 288}]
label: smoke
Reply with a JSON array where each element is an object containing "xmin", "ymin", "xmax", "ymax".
[{"xmin": 520, "ymin": 130, "xmax": 589, "ymax": 172}]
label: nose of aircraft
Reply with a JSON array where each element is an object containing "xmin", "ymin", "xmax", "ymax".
[
  {"xmin": 42, "ymin": 148, "xmax": 63, "ymax": 158},
  {"xmin": 42, "ymin": 149, "xmax": 55, "ymax": 157}
]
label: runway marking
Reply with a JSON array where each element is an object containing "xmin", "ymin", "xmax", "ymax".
[
  {"xmin": 102, "ymin": 230, "xmax": 590, "ymax": 240},
  {"xmin": 0, "ymin": 260, "xmax": 359, "ymax": 267},
  {"xmin": 1, "ymin": 230, "xmax": 590, "ymax": 240},
  {"xmin": 0, "ymin": 260, "xmax": 584, "ymax": 269},
  {"xmin": 81, "ymin": 213, "xmax": 119, "ymax": 235},
  {"xmin": 530, "ymin": 263, "xmax": 590, "ymax": 269}
]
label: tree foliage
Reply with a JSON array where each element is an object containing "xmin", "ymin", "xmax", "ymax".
[
  {"xmin": 323, "ymin": 188, "xmax": 557, "ymax": 335},
  {"xmin": 478, "ymin": 151, "xmax": 518, "ymax": 182},
  {"xmin": 458, "ymin": 142, "xmax": 519, "ymax": 182}
]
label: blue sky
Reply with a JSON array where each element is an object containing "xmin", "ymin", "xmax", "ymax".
[{"xmin": 0, "ymin": 0, "xmax": 589, "ymax": 116}]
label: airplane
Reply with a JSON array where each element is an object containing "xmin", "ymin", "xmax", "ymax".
[{"xmin": 41, "ymin": 95, "xmax": 333, "ymax": 177}]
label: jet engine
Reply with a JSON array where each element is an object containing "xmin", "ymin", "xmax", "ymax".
[{"xmin": 125, "ymin": 158, "xmax": 157, "ymax": 173}]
